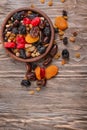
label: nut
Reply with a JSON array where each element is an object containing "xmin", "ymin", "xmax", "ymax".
[{"xmin": 16, "ymin": 52, "xmax": 20, "ymax": 57}]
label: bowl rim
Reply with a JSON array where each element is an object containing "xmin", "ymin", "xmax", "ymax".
[{"xmin": 1, "ymin": 7, "xmax": 54, "ymax": 63}]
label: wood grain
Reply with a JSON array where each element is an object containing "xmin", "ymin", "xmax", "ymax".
[{"xmin": 0, "ymin": 0, "xmax": 87, "ymax": 130}]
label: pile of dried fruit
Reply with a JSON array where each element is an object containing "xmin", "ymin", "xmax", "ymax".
[{"xmin": 3, "ymin": 10, "xmax": 51, "ymax": 58}]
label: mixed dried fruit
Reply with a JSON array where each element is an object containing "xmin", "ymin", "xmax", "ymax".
[{"xmin": 3, "ymin": 10, "xmax": 51, "ymax": 59}]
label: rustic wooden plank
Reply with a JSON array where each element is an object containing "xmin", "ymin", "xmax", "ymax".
[{"xmin": 0, "ymin": 0, "xmax": 87, "ymax": 130}]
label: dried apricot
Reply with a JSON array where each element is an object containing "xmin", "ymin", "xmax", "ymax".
[
  {"xmin": 55, "ymin": 16, "xmax": 68, "ymax": 30},
  {"xmin": 35, "ymin": 66, "xmax": 41, "ymax": 80},
  {"xmin": 45, "ymin": 65, "xmax": 58, "ymax": 79},
  {"xmin": 25, "ymin": 34, "xmax": 39, "ymax": 43}
]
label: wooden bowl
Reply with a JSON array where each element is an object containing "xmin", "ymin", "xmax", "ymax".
[{"xmin": 1, "ymin": 7, "xmax": 54, "ymax": 63}]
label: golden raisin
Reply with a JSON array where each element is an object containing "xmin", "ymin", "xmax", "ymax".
[
  {"xmin": 40, "ymin": 0, "xmax": 45, "ymax": 4},
  {"xmin": 75, "ymin": 53, "xmax": 80, "ymax": 58},
  {"xmin": 48, "ymin": 0, "xmax": 53, "ymax": 6}
]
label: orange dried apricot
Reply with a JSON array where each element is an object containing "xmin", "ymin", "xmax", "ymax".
[
  {"xmin": 25, "ymin": 34, "xmax": 39, "ymax": 44},
  {"xmin": 45, "ymin": 65, "xmax": 58, "ymax": 79},
  {"xmin": 35, "ymin": 66, "xmax": 41, "ymax": 80},
  {"xmin": 55, "ymin": 16, "xmax": 68, "ymax": 30}
]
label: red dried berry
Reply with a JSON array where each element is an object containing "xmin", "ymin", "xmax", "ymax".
[
  {"xmin": 17, "ymin": 43, "xmax": 25, "ymax": 49},
  {"xmin": 23, "ymin": 18, "xmax": 31, "ymax": 25},
  {"xmin": 40, "ymin": 68, "xmax": 45, "ymax": 79},
  {"xmin": 16, "ymin": 35, "xmax": 25, "ymax": 44},
  {"xmin": 4, "ymin": 42, "xmax": 16, "ymax": 48},
  {"xmin": 31, "ymin": 17, "xmax": 41, "ymax": 26}
]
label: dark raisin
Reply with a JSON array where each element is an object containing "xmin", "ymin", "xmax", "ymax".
[
  {"xmin": 19, "ymin": 25, "xmax": 26, "ymax": 34},
  {"xmin": 37, "ymin": 45, "xmax": 46, "ymax": 54},
  {"xmin": 19, "ymin": 49, "xmax": 26, "ymax": 59},
  {"xmin": 50, "ymin": 44, "xmax": 58, "ymax": 57},
  {"xmin": 54, "ymin": 28, "xmax": 59, "ymax": 33},
  {"xmin": 13, "ymin": 12, "xmax": 22, "ymax": 21},
  {"xmin": 63, "ymin": 10, "xmax": 67, "ymax": 16},
  {"xmin": 33, "ymin": 41, "xmax": 42, "ymax": 47},
  {"xmin": 30, "ymin": 26, "xmax": 40, "ymax": 38},
  {"xmin": 28, "ymin": 13, "xmax": 38, "ymax": 19},
  {"xmin": 31, "ymin": 63, "xmax": 37, "ymax": 70},
  {"xmin": 62, "ymin": 49, "xmax": 69, "ymax": 59},
  {"xmin": 21, "ymin": 79, "xmax": 31, "ymax": 87},
  {"xmin": 63, "ymin": 37, "xmax": 68, "ymax": 45},
  {"xmin": 12, "ymin": 28, "xmax": 19, "ymax": 34},
  {"xmin": 43, "ymin": 55, "xmax": 52, "ymax": 66},
  {"xmin": 43, "ymin": 27, "xmax": 51, "ymax": 36}
]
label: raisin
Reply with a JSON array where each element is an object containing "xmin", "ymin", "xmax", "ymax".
[
  {"xmin": 30, "ymin": 26, "xmax": 40, "ymax": 38},
  {"xmin": 63, "ymin": 37, "xmax": 68, "ymax": 45},
  {"xmin": 13, "ymin": 20, "xmax": 20, "ymax": 27},
  {"xmin": 12, "ymin": 28, "xmax": 19, "ymax": 34},
  {"xmin": 37, "ymin": 46, "xmax": 46, "ymax": 54},
  {"xmin": 43, "ymin": 27, "xmax": 51, "ymax": 36},
  {"xmin": 19, "ymin": 49, "xmax": 26, "ymax": 59},
  {"xmin": 44, "ymin": 20, "xmax": 50, "ymax": 27},
  {"xmin": 19, "ymin": 25, "xmax": 26, "ymax": 34},
  {"xmin": 36, "ymin": 78, "xmax": 46, "ymax": 87},
  {"xmin": 62, "ymin": 49, "xmax": 69, "ymax": 59},
  {"xmin": 21, "ymin": 79, "xmax": 31, "ymax": 87},
  {"xmin": 28, "ymin": 13, "xmax": 38, "ymax": 20},
  {"xmin": 13, "ymin": 12, "xmax": 22, "ymax": 21},
  {"xmin": 63, "ymin": 10, "xmax": 67, "ymax": 16},
  {"xmin": 33, "ymin": 41, "xmax": 42, "ymax": 47}
]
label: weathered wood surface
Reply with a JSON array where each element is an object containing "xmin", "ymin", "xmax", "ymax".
[{"xmin": 0, "ymin": 0, "xmax": 87, "ymax": 130}]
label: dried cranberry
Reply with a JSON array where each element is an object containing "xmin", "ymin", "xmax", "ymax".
[
  {"xmin": 4, "ymin": 42, "xmax": 16, "ymax": 48},
  {"xmin": 17, "ymin": 44, "xmax": 25, "ymax": 49},
  {"xmin": 23, "ymin": 17, "xmax": 31, "ymax": 25},
  {"xmin": 40, "ymin": 68, "xmax": 45, "ymax": 79},
  {"xmin": 16, "ymin": 35, "xmax": 25, "ymax": 44},
  {"xmin": 31, "ymin": 17, "xmax": 41, "ymax": 26}
]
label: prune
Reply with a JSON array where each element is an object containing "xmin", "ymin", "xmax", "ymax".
[
  {"xmin": 43, "ymin": 27, "xmax": 51, "ymax": 36},
  {"xmin": 62, "ymin": 49, "xmax": 69, "ymax": 59},
  {"xmin": 21, "ymin": 79, "xmax": 31, "ymax": 87},
  {"xmin": 30, "ymin": 26, "xmax": 40, "ymax": 38},
  {"xmin": 27, "ymin": 72, "xmax": 36, "ymax": 81},
  {"xmin": 43, "ymin": 55, "xmax": 52, "ymax": 66},
  {"xmin": 19, "ymin": 49, "xmax": 26, "ymax": 59},
  {"xmin": 19, "ymin": 25, "xmax": 26, "ymax": 34},
  {"xmin": 63, "ymin": 10, "xmax": 67, "ymax": 16},
  {"xmin": 50, "ymin": 44, "xmax": 58, "ymax": 57},
  {"xmin": 63, "ymin": 37, "xmax": 68, "ymax": 45},
  {"xmin": 12, "ymin": 28, "xmax": 19, "ymax": 34},
  {"xmin": 37, "ymin": 45, "xmax": 46, "ymax": 54}
]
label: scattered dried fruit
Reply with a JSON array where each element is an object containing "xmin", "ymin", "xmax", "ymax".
[
  {"xmin": 55, "ymin": 16, "xmax": 68, "ymax": 30},
  {"xmin": 75, "ymin": 53, "xmax": 80, "ymax": 58},
  {"xmin": 29, "ymin": 90, "xmax": 35, "ymax": 95},
  {"xmin": 63, "ymin": 37, "xmax": 68, "ymax": 45},
  {"xmin": 61, "ymin": 59, "xmax": 66, "ymax": 65},
  {"xmin": 48, "ymin": 0, "xmax": 53, "ymax": 6},
  {"xmin": 54, "ymin": 52, "xmax": 61, "ymax": 59},
  {"xmin": 45, "ymin": 65, "xmax": 58, "ymax": 79},
  {"xmin": 36, "ymin": 87, "xmax": 41, "ymax": 91},
  {"xmin": 40, "ymin": 0, "xmax": 45, "ymax": 4},
  {"xmin": 62, "ymin": 49, "xmax": 69, "ymax": 59},
  {"xmin": 61, "ymin": 0, "xmax": 65, "ymax": 3}
]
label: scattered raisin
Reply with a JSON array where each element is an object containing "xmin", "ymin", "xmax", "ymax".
[
  {"xmin": 21, "ymin": 79, "xmax": 31, "ymax": 87},
  {"xmin": 63, "ymin": 37, "xmax": 68, "ymax": 45},
  {"xmin": 62, "ymin": 49, "xmax": 69, "ymax": 59}
]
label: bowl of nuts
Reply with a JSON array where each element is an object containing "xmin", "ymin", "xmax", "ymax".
[{"xmin": 1, "ymin": 7, "xmax": 54, "ymax": 63}]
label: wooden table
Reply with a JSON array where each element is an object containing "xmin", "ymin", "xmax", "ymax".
[{"xmin": 0, "ymin": 0, "xmax": 87, "ymax": 130}]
